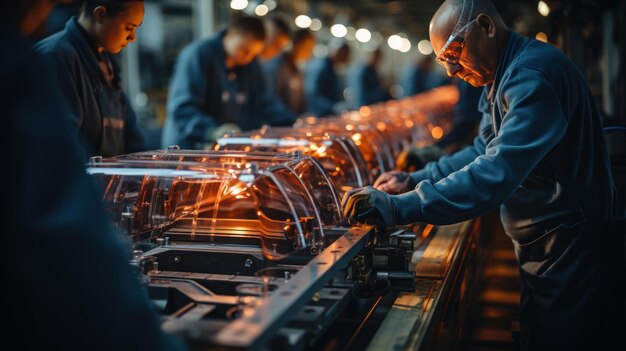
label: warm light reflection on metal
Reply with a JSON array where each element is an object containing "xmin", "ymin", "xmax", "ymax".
[{"xmin": 431, "ymin": 126, "xmax": 444, "ymax": 139}]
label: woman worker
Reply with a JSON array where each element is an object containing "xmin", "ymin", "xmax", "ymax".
[{"xmin": 36, "ymin": 0, "xmax": 145, "ymax": 157}]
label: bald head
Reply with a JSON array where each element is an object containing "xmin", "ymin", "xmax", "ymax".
[
  {"xmin": 430, "ymin": 0, "xmax": 504, "ymax": 55},
  {"xmin": 429, "ymin": 0, "xmax": 508, "ymax": 87}
]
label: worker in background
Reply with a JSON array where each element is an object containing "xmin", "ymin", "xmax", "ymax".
[
  {"xmin": 305, "ymin": 40, "xmax": 351, "ymax": 117},
  {"xmin": 401, "ymin": 56, "xmax": 449, "ymax": 97},
  {"xmin": 162, "ymin": 16, "xmax": 295, "ymax": 149},
  {"xmin": 343, "ymin": 1, "xmax": 624, "ymax": 350},
  {"xmin": 259, "ymin": 16, "xmax": 291, "ymax": 61},
  {"xmin": 35, "ymin": 0, "xmax": 146, "ymax": 158},
  {"xmin": 1, "ymin": 1, "xmax": 186, "ymax": 349},
  {"xmin": 396, "ymin": 79, "xmax": 483, "ymax": 171},
  {"xmin": 347, "ymin": 47, "xmax": 390, "ymax": 108},
  {"xmin": 263, "ymin": 29, "xmax": 315, "ymax": 115}
]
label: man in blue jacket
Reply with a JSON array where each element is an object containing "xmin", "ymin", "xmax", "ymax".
[
  {"xmin": 347, "ymin": 47, "xmax": 389, "ymax": 108},
  {"xmin": 343, "ymin": 0, "xmax": 623, "ymax": 349},
  {"xmin": 2, "ymin": 1, "xmax": 185, "ymax": 349},
  {"xmin": 305, "ymin": 40, "xmax": 351, "ymax": 117},
  {"xmin": 162, "ymin": 16, "xmax": 295, "ymax": 149}
]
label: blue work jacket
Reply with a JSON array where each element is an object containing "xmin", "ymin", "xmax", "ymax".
[
  {"xmin": 35, "ymin": 17, "xmax": 145, "ymax": 157},
  {"xmin": 162, "ymin": 30, "xmax": 295, "ymax": 149},
  {"xmin": 393, "ymin": 31, "xmax": 620, "ymax": 349}
]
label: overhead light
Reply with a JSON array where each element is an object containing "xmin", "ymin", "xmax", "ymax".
[
  {"xmin": 535, "ymin": 32, "xmax": 548, "ymax": 42},
  {"xmin": 230, "ymin": 0, "xmax": 248, "ymax": 11},
  {"xmin": 309, "ymin": 18, "xmax": 322, "ymax": 31},
  {"xmin": 255, "ymin": 4, "xmax": 269, "ymax": 16},
  {"xmin": 537, "ymin": 1, "xmax": 550, "ymax": 17},
  {"xmin": 387, "ymin": 34, "xmax": 403, "ymax": 50},
  {"xmin": 417, "ymin": 39, "xmax": 433, "ymax": 55},
  {"xmin": 330, "ymin": 24, "xmax": 348, "ymax": 38},
  {"xmin": 295, "ymin": 15, "xmax": 312, "ymax": 29},
  {"xmin": 355, "ymin": 28, "xmax": 371, "ymax": 43},
  {"xmin": 399, "ymin": 38, "xmax": 411, "ymax": 53}
]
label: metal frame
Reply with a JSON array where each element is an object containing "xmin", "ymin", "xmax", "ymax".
[{"xmin": 212, "ymin": 225, "xmax": 373, "ymax": 348}]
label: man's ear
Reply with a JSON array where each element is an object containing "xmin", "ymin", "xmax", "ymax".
[
  {"xmin": 477, "ymin": 14, "xmax": 496, "ymax": 38},
  {"xmin": 93, "ymin": 5, "xmax": 107, "ymax": 23}
]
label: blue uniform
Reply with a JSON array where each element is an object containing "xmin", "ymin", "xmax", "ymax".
[
  {"xmin": 391, "ymin": 31, "xmax": 621, "ymax": 349},
  {"xmin": 347, "ymin": 63, "xmax": 388, "ymax": 108},
  {"xmin": 162, "ymin": 30, "xmax": 295, "ymax": 149},
  {"xmin": 435, "ymin": 80, "xmax": 483, "ymax": 148},
  {"xmin": 35, "ymin": 18, "xmax": 145, "ymax": 157},
  {"xmin": 305, "ymin": 57, "xmax": 342, "ymax": 117},
  {"xmin": 2, "ymin": 24, "xmax": 185, "ymax": 350}
]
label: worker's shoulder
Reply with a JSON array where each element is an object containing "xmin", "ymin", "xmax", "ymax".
[
  {"xmin": 34, "ymin": 29, "xmax": 73, "ymax": 57},
  {"xmin": 508, "ymin": 38, "xmax": 578, "ymax": 81}
]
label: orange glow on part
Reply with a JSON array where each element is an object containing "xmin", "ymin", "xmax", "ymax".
[
  {"xmin": 351, "ymin": 133, "xmax": 362, "ymax": 142},
  {"xmin": 431, "ymin": 127, "xmax": 444, "ymax": 139},
  {"xmin": 346, "ymin": 124, "xmax": 355, "ymax": 131},
  {"xmin": 535, "ymin": 32, "xmax": 548, "ymax": 43}
]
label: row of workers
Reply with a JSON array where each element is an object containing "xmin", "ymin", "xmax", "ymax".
[{"xmin": 34, "ymin": 6, "xmax": 479, "ymax": 157}]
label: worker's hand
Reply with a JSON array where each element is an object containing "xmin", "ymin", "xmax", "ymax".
[
  {"xmin": 374, "ymin": 171, "xmax": 416, "ymax": 194},
  {"xmin": 341, "ymin": 186, "xmax": 398, "ymax": 229},
  {"xmin": 207, "ymin": 123, "xmax": 241, "ymax": 142}
]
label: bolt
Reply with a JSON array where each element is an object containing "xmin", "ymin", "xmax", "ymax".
[{"xmin": 244, "ymin": 258, "xmax": 253, "ymax": 268}]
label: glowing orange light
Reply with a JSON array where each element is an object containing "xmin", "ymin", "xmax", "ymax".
[
  {"xmin": 346, "ymin": 124, "xmax": 355, "ymax": 131},
  {"xmin": 431, "ymin": 126, "xmax": 444, "ymax": 139},
  {"xmin": 359, "ymin": 106, "xmax": 372, "ymax": 117}
]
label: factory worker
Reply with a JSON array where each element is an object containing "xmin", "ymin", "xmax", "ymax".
[
  {"xmin": 264, "ymin": 29, "xmax": 315, "ymax": 114},
  {"xmin": 162, "ymin": 16, "xmax": 296, "ymax": 149},
  {"xmin": 305, "ymin": 40, "xmax": 351, "ymax": 117},
  {"xmin": 2, "ymin": 1, "xmax": 186, "ymax": 349},
  {"xmin": 259, "ymin": 16, "xmax": 291, "ymax": 61},
  {"xmin": 347, "ymin": 47, "xmax": 389, "ymax": 108},
  {"xmin": 35, "ymin": 0, "xmax": 146, "ymax": 157},
  {"xmin": 343, "ymin": 0, "xmax": 624, "ymax": 350},
  {"xmin": 397, "ymin": 79, "xmax": 483, "ymax": 171}
]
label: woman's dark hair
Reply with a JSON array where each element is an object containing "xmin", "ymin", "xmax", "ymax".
[
  {"xmin": 229, "ymin": 16, "xmax": 266, "ymax": 41},
  {"xmin": 81, "ymin": 0, "xmax": 141, "ymax": 17}
]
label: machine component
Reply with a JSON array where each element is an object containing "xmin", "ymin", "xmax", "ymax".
[
  {"xmin": 88, "ymin": 151, "xmax": 339, "ymax": 259},
  {"xmin": 214, "ymin": 130, "xmax": 372, "ymax": 193}
]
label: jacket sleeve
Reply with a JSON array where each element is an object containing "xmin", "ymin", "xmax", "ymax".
[
  {"xmin": 166, "ymin": 44, "xmax": 217, "ymax": 148},
  {"xmin": 410, "ymin": 130, "xmax": 487, "ymax": 184},
  {"xmin": 122, "ymin": 92, "xmax": 145, "ymax": 153},
  {"xmin": 396, "ymin": 65, "xmax": 568, "ymax": 225}
]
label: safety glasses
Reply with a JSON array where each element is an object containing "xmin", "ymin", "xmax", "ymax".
[{"xmin": 435, "ymin": 18, "xmax": 478, "ymax": 74}]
